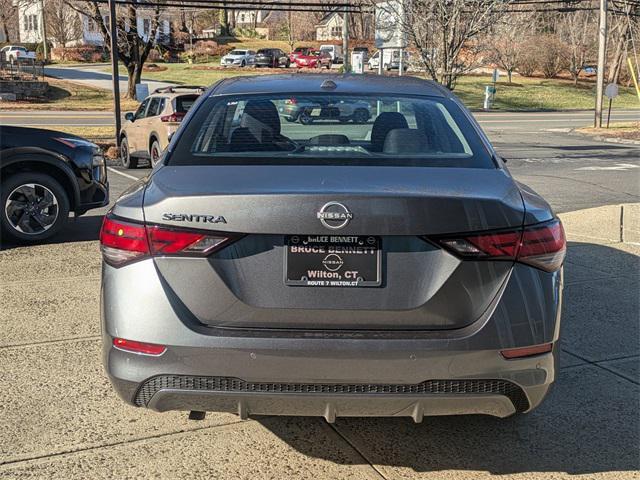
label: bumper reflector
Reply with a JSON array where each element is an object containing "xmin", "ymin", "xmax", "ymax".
[
  {"xmin": 113, "ymin": 338, "xmax": 167, "ymax": 356},
  {"xmin": 501, "ymin": 343, "xmax": 553, "ymax": 359}
]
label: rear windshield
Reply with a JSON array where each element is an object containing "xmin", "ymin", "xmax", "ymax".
[
  {"xmin": 169, "ymin": 93, "xmax": 493, "ymax": 168},
  {"xmin": 175, "ymin": 95, "xmax": 199, "ymax": 113}
]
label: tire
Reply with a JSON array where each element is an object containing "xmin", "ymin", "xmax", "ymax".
[
  {"xmin": 120, "ymin": 136, "xmax": 138, "ymax": 169},
  {"xmin": 149, "ymin": 138, "xmax": 162, "ymax": 168},
  {"xmin": 240, "ymin": 60, "xmax": 246, "ymax": 67},
  {"xmin": 298, "ymin": 109, "xmax": 313, "ymax": 125},
  {"xmin": 352, "ymin": 108, "xmax": 370, "ymax": 124},
  {"xmin": 1, "ymin": 171, "xmax": 70, "ymax": 244}
]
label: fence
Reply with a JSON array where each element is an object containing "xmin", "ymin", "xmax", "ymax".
[{"xmin": 0, "ymin": 59, "xmax": 45, "ymax": 82}]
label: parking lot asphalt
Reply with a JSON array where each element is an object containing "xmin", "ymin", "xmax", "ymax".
[{"xmin": 0, "ymin": 126, "xmax": 638, "ymax": 478}]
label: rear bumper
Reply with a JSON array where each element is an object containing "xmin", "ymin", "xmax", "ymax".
[
  {"xmin": 102, "ymin": 260, "xmax": 562, "ymax": 420},
  {"xmin": 106, "ymin": 345, "xmax": 555, "ymax": 420}
]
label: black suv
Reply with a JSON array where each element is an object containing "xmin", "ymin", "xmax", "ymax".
[
  {"xmin": 254, "ymin": 48, "xmax": 290, "ymax": 68},
  {"xmin": 0, "ymin": 126, "xmax": 109, "ymax": 244}
]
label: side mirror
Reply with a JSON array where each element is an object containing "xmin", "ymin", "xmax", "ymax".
[{"xmin": 124, "ymin": 112, "xmax": 135, "ymax": 122}]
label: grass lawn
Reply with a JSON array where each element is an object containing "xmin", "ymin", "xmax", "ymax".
[
  {"xmin": 127, "ymin": 64, "xmax": 640, "ymax": 111},
  {"xmin": 0, "ymin": 77, "xmax": 138, "ymax": 111},
  {"xmin": 454, "ymin": 75, "xmax": 640, "ymax": 110}
]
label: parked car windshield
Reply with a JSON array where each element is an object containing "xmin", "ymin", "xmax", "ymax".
[
  {"xmin": 229, "ymin": 50, "xmax": 246, "ymax": 55},
  {"xmin": 170, "ymin": 93, "xmax": 494, "ymax": 168}
]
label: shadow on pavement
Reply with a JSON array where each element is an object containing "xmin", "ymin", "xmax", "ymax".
[
  {"xmin": 0, "ymin": 214, "xmax": 104, "ymax": 251},
  {"xmin": 257, "ymin": 241, "xmax": 639, "ymax": 477}
]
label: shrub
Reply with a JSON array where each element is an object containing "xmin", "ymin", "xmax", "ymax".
[
  {"xmin": 515, "ymin": 38, "xmax": 539, "ymax": 77},
  {"xmin": 536, "ymin": 35, "xmax": 570, "ymax": 79},
  {"xmin": 51, "ymin": 46, "xmax": 104, "ymax": 62}
]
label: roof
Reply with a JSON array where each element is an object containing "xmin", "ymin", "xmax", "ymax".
[
  {"xmin": 315, "ymin": 10, "xmax": 341, "ymax": 26},
  {"xmin": 209, "ymin": 74, "xmax": 451, "ymax": 98}
]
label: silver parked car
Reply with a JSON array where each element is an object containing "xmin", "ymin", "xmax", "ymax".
[
  {"xmin": 101, "ymin": 75, "xmax": 565, "ymax": 423},
  {"xmin": 220, "ymin": 49, "xmax": 256, "ymax": 67}
]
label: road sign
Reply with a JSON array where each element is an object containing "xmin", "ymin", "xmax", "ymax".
[
  {"xmin": 604, "ymin": 83, "xmax": 619, "ymax": 99},
  {"xmin": 492, "ymin": 69, "xmax": 500, "ymax": 83},
  {"xmin": 375, "ymin": 0, "xmax": 408, "ymax": 49}
]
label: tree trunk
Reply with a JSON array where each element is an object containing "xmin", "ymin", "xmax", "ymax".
[
  {"xmin": 507, "ymin": 69, "xmax": 512, "ymax": 83},
  {"xmin": 126, "ymin": 64, "xmax": 137, "ymax": 98},
  {"xmin": 2, "ymin": 20, "xmax": 9, "ymax": 42},
  {"xmin": 608, "ymin": 23, "xmax": 630, "ymax": 84}
]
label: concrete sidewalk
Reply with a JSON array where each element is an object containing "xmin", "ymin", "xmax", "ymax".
[{"xmin": 0, "ymin": 204, "xmax": 637, "ymax": 479}]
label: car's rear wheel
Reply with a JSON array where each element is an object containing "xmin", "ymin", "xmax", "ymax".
[
  {"xmin": 298, "ymin": 110, "xmax": 313, "ymax": 125},
  {"xmin": 150, "ymin": 139, "xmax": 162, "ymax": 168},
  {"xmin": 353, "ymin": 108, "xmax": 370, "ymax": 124},
  {"xmin": 1, "ymin": 172, "xmax": 69, "ymax": 244},
  {"xmin": 120, "ymin": 137, "xmax": 138, "ymax": 169}
]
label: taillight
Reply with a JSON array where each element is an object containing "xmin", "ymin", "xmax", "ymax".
[
  {"xmin": 147, "ymin": 226, "xmax": 231, "ymax": 255},
  {"xmin": 100, "ymin": 214, "xmax": 237, "ymax": 267},
  {"xmin": 113, "ymin": 338, "xmax": 166, "ymax": 356},
  {"xmin": 100, "ymin": 216, "xmax": 149, "ymax": 266},
  {"xmin": 518, "ymin": 220, "xmax": 566, "ymax": 272},
  {"xmin": 434, "ymin": 219, "xmax": 566, "ymax": 272},
  {"xmin": 160, "ymin": 112, "xmax": 185, "ymax": 123}
]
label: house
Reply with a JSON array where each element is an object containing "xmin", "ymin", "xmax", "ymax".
[
  {"xmin": 315, "ymin": 11, "xmax": 344, "ymax": 41},
  {"xmin": 16, "ymin": 0, "xmax": 170, "ymax": 47},
  {"xmin": 233, "ymin": 10, "xmax": 284, "ymax": 39}
]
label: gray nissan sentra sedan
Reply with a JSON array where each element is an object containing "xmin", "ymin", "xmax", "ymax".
[{"xmin": 100, "ymin": 74, "xmax": 565, "ymax": 422}]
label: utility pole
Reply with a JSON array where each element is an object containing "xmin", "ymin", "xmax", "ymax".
[
  {"xmin": 108, "ymin": 0, "xmax": 122, "ymax": 149},
  {"xmin": 594, "ymin": 0, "xmax": 607, "ymax": 127},
  {"xmin": 342, "ymin": 11, "xmax": 349, "ymax": 72},
  {"xmin": 38, "ymin": 0, "xmax": 48, "ymax": 61}
]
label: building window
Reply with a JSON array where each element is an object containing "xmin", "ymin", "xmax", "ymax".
[
  {"xmin": 142, "ymin": 18, "xmax": 151, "ymax": 35},
  {"xmin": 87, "ymin": 16, "xmax": 98, "ymax": 32},
  {"xmin": 24, "ymin": 14, "xmax": 38, "ymax": 31},
  {"xmin": 240, "ymin": 13, "xmax": 245, "ymax": 23},
  {"xmin": 330, "ymin": 26, "xmax": 342, "ymax": 38}
]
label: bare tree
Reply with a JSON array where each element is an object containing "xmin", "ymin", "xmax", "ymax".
[
  {"xmin": 68, "ymin": 1, "xmax": 163, "ymax": 97},
  {"xmin": 487, "ymin": 17, "xmax": 528, "ymax": 83},
  {"xmin": 558, "ymin": 10, "xmax": 596, "ymax": 85},
  {"xmin": 607, "ymin": 5, "xmax": 639, "ymax": 84},
  {"xmin": 0, "ymin": 0, "xmax": 18, "ymax": 42},
  {"xmin": 45, "ymin": 0, "xmax": 83, "ymax": 47},
  {"xmin": 376, "ymin": 0, "xmax": 511, "ymax": 89}
]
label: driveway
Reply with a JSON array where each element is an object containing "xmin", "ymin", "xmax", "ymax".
[{"xmin": 45, "ymin": 64, "xmax": 176, "ymax": 94}]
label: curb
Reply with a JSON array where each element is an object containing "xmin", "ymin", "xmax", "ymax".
[{"xmin": 565, "ymin": 130, "xmax": 640, "ymax": 146}]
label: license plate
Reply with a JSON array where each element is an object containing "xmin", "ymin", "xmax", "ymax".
[{"xmin": 285, "ymin": 235, "xmax": 381, "ymax": 287}]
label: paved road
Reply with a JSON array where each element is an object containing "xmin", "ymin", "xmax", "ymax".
[{"xmin": 1, "ymin": 109, "xmax": 638, "ymax": 214}]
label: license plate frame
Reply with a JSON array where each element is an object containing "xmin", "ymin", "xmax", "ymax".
[{"xmin": 284, "ymin": 235, "xmax": 381, "ymax": 288}]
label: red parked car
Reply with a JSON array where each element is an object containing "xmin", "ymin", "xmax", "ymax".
[
  {"xmin": 289, "ymin": 46, "xmax": 312, "ymax": 63},
  {"xmin": 293, "ymin": 50, "xmax": 332, "ymax": 69}
]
